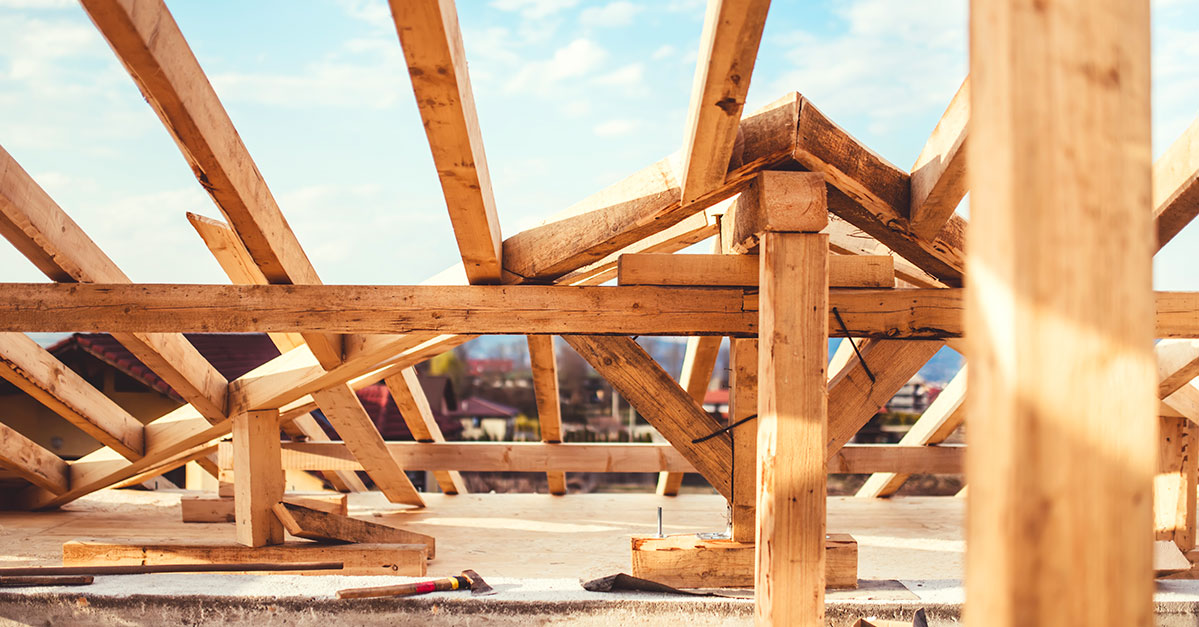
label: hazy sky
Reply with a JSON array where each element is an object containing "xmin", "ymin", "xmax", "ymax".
[{"xmin": 1, "ymin": 0, "xmax": 1196, "ymax": 290}]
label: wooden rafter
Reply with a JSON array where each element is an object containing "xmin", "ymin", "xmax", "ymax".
[
  {"xmin": 0, "ymin": 421, "xmax": 69, "ymax": 494},
  {"xmin": 389, "ymin": 0, "xmax": 502, "ymax": 284},
  {"xmin": 0, "ymin": 333, "xmax": 144, "ymax": 460},
  {"xmin": 526, "ymin": 336, "xmax": 566, "ymax": 495},
  {"xmin": 679, "ymin": 0, "xmax": 772, "ymax": 204},
  {"xmin": 1154, "ymin": 116, "xmax": 1199, "ymax": 251},
  {"xmin": 908, "ymin": 77, "xmax": 970, "ymax": 241},
  {"xmin": 0, "ymin": 144, "xmax": 227, "ymax": 423},
  {"xmin": 384, "ymin": 367, "xmax": 468, "ymax": 495},
  {"xmin": 80, "ymin": 0, "xmax": 343, "ymax": 369}
]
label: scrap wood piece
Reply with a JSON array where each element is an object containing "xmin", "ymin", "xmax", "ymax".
[
  {"xmin": 272, "ymin": 501, "xmax": 435, "ymax": 559},
  {"xmin": 0, "ymin": 575, "xmax": 93, "ymax": 587},
  {"xmin": 182, "ymin": 493, "xmax": 348, "ymax": 523},
  {"xmin": 629, "ymin": 533, "xmax": 857, "ymax": 590},
  {"xmin": 62, "ymin": 540, "xmax": 424, "ymax": 576}
]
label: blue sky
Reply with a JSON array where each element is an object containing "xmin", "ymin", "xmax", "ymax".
[{"xmin": 0, "ymin": 0, "xmax": 1196, "ymax": 292}]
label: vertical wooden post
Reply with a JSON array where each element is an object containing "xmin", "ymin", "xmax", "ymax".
[
  {"xmin": 233, "ymin": 409, "xmax": 285, "ymax": 547},
  {"xmin": 967, "ymin": 0, "xmax": 1155, "ymax": 625},
  {"xmin": 1156, "ymin": 416, "xmax": 1197, "ymax": 551},
  {"xmin": 730, "ymin": 338, "xmax": 758, "ymax": 543},
  {"xmin": 756, "ymin": 232, "xmax": 828, "ymax": 625}
]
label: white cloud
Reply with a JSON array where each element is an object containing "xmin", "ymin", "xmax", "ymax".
[
  {"xmin": 508, "ymin": 38, "xmax": 608, "ymax": 94},
  {"xmin": 0, "ymin": 0, "xmax": 72, "ymax": 7},
  {"xmin": 580, "ymin": 1, "xmax": 642, "ymax": 27},
  {"xmin": 594, "ymin": 62, "xmax": 644, "ymax": 89},
  {"xmin": 593, "ymin": 119, "xmax": 638, "ymax": 136},
  {"xmin": 334, "ymin": 0, "xmax": 393, "ymax": 27},
  {"xmin": 651, "ymin": 44, "xmax": 677, "ymax": 60},
  {"xmin": 490, "ymin": 0, "xmax": 579, "ymax": 20}
]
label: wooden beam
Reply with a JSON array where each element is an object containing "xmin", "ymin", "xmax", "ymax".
[
  {"xmin": 273, "ymin": 502, "xmax": 436, "ymax": 558},
  {"xmin": 310, "ymin": 384, "xmax": 424, "ymax": 507},
  {"xmin": 908, "ymin": 77, "xmax": 970, "ymax": 241},
  {"xmin": 220, "ymin": 441, "xmax": 957, "ymax": 475},
  {"xmin": 526, "ymin": 336, "xmax": 566, "ymax": 495},
  {"xmin": 562, "ymin": 335, "xmax": 732, "ymax": 498},
  {"xmin": 631, "ymin": 533, "xmax": 856, "ymax": 590},
  {"xmin": 679, "ymin": 0, "xmax": 771, "ymax": 205},
  {"xmin": 182, "ymin": 494, "xmax": 348, "ymax": 523},
  {"xmin": 0, "ymin": 144, "xmax": 227, "ymax": 422},
  {"xmin": 0, "ymin": 332, "xmax": 144, "ymax": 459},
  {"xmin": 384, "ymin": 367, "xmax": 467, "ymax": 495},
  {"xmin": 501, "ymin": 93, "xmax": 801, "ymax": 283},
  {"xmin": 657, "ymin": 335, "xmax": 722, "ymax": 496},
  {"xmin": 232, "ymin": 409, "xmax": 284, "ymax": 547},
  {"xmin": 856, "ymin": 365, "xmax": 966, "ymax": 498},
  {"xmin": 62, "ymin": 540, "xmax": 426, "ymax": 577},
  {"xmin": 618, "ymin": 253, "xmax": 893, "ymax": 288},
  {"xmin": 967, "ymin": 0, "xmax": 1156, "ymax": 624},
  {"xmin": 756, "ymin": 231, "xmax": 828, "ymax": 625},
  {"xmin": 729, "ymin": 338, "xmax": 758, "ymax": 542},
  {"xmin": 0, "ymin": 421, "xmax": 69, "ymax": 494},
  {"xmin": 389, "ymin": 0, "xmax": 502, "ymax": 284},
  {"xmin": 80, "ymin": 0, "xmax": 343, "ymax": 369},
  {"xmin": 790, "ymin": 95, "xmax": 966, "ymax": 286},
  {"xmin": 1159, "ymin": 340, "xmax": 1199, "ymax": 399},
  {"xmin": 826, "ymin": 340, "xmax": 944, "ymax": 458},
  {"xmin": 1156, "ymin": 416, "xmax": 1197, "ymax": 551},
  {"xmin": 1154, "ymin": 116, "xmax": 1199, "ymax": 251}
]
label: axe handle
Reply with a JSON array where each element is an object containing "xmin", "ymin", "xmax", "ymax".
[{"xmin": 337, "ymin": 575, "xmax": 471, "ymax": 599}]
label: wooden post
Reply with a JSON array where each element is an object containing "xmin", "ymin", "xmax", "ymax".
[
  {"xmin": 730, "ymin": 338, "xmax": 758, "ymax": 542},
  {"xmin": 232, "ymin": 409, "xmax": 285, "ymax": 547},
  {"xmin": 967, "ymin": 0, "xmax": 1155, "ymax": 625},
  {"xmin": 1156, "ymin": 416, "xmax": 1197, "ymax": 551}
]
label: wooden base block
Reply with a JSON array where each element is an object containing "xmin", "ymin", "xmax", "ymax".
[
  {"xmin": 630, "ymin": 533, "xmax": 856, "ymax": 589},
  {"xmin": 182, "ymin": 494, "xmax": 348, "ymax": 523},
  {"xmin": 63, "ymin": 540, "xmax": 427, "ymax": 576}
]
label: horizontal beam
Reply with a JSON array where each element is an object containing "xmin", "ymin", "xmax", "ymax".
[
  {"xmin": 4, "ymin": 284, "xmax": 1197, "ymax": 339},
  {"xmin": 618, "ymin": 253, "xmax": 893, "ymax": 288},
  {"xmin": 216, "ymin": 441, "xmax": 963, "ymax": 475}
]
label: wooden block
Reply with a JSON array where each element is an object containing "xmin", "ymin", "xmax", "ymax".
[
  {"xmin": 62, "ymin": 540, "xmax": 427, "ymax": 576},
  {"xmin": 182, "ymin": 494, "xmax": 348, "ymax": 523},
  {"xmin": 723, "ymin": 171, "xmax": 827, "ymax": 254},
  {"xmin": 272, "ymin": 502, "xmax": 435, "ymax": 559},
  {"xmin": 630, "ymin": 533, "xmax": 856, "ymax": 590}
]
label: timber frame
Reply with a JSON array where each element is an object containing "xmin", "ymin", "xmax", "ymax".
[{"xmin": 0, "ymin": 1, "xmax": 1196, "ymax": 625}]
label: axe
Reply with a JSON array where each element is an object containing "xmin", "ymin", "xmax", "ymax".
[{"xmin": 337, "ymin": 569, "xmax": 494, "ymax": 599}]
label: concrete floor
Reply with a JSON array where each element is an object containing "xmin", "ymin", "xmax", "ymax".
[{"xmin": 0, "ymin": 490, "xmax": 1196, "ymax": 625}]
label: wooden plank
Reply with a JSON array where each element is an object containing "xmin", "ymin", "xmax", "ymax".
[
  {"xmin": 618, "ymin": 253, "xmax": 893, "ymax": 288},
  {"xmin": 556, "ymin": 209, "xmax": 720, "ymax": 286},
  {"xmin": 729, "ymin": 338, "xmax": 758, "ymax": 542},
  {"xmin": 679, "ymin": 0, "xmax": 772, "ymax": 205},
  {"xmin": 1154, "ymin": 116, "xmax": 1199, "ymax": 251},
  {"xmin": 856, "ymin": 365, "xmax": 967, "ymax": 498},
  {"xmin": 1156, "ymin": 416, "xmax": 1197, "ymax": 551},
  {"xmin": 62, "ymin": 540, "xmax": 426, "ymax": 576},
  {"xmin": 526, "ymin": 336, "xmax": 566, "ymax": 495},
  {"xmin": 182, "ymin": 494, "xmax": 348, "ymax": 523},
  {"xmin": 273, "ymin": 502, "xmax": 436, "ymax": 558},
  {"xmin": 0, "ymin": 332, "xmax": 144, "ymax": 459},
  {"xmin": 756, "ymin": 231, "xmax": 828, "ymax": 625},
  {"xmin": 232, "ymin": 409, "xmax": 284, "ymax": 547},
  {"xmin": 1159, "ymin": 340, "xmax": 1199, "ymax": 399},
  {"xmin": 311, "ymin": 384, "xmax": 424, "ymax": 507},
  {"xmin": 0, "ymin": 144, "xmax": 227, "ymax": 422},
  {"xmin": 631, "ymin": 533, "xmax": 856, "ymax": 590},
  {"xmin": 908, "ymin": 77, "xmax": 970, "ymax": 241},
  {"xmin": 389, "ymin": 0, "xmax": 502, "ymax": 284},
  {"xmin": 384, "ymin": 367, "xmax": 467, "ymax": 495},
  {"xmin": 657, "ymin": 335, "xmax": 722, "ymax": 496},
  {"xmin": 0, "ymin": 421, "xmax": 69, "ymax": 494},
  {"xmin": 722, "ymin": 171, "xmax": 828, "ymax": 253},
  {"xmin": 826, "ymin": 340, "xmax": 944, "ymax": 458},
  {"xmin": 501, "ymin": 93, "xmax": 801, "ymax": 283},
  {"xmin": 563, "ymin": 335, "xmax": 732, "ymax": 499},
  {"xmin": 219, "ymin": 441, "xmax": 960, "ymax": 475},
  {"xmin": 967, "ymin": 0, "xmax": 1156, "ymax": 625},
  {"xmin": 80, "ymin": 0, "xmax": 343, "ymax": 369},
  {"xmin": 790, "ymin": 95, "xmax": 966, "ymax": 286}
]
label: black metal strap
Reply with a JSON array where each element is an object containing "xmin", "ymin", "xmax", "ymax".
[
  {"xmin": 692, "ymin": 414, "xmax": 757, "ymax": 444},
  {"xmin": 831, "ymin": 307, "xmax": 875, "ymax": 383}
]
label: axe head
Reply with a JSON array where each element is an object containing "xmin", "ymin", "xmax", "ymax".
[{"xmin": 462, "ymin": 570, "xmax": 494, "ymax": 596}]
